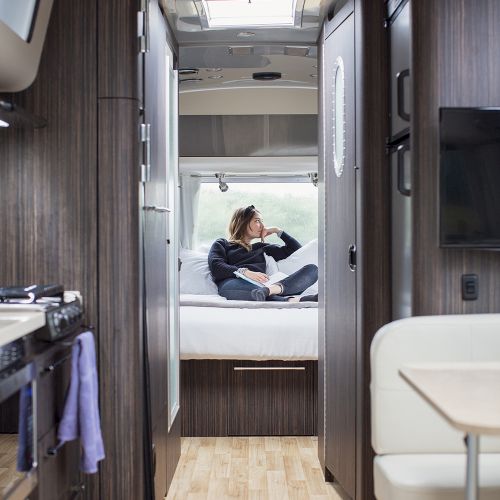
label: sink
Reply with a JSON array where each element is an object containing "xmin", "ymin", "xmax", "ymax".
[{"xmin": 0, "ymin": 311, "xmax": 46, "ymax": 346}]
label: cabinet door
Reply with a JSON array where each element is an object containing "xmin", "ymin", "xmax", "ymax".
[
  {"xmin": 389, "ymin": 1, "xmax": 411, "ymax": 139},
  {"xmin": 324, "ymin": 12, "xmax": 357, "ymax": 498}
]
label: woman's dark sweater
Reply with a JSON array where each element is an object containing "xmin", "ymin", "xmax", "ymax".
[{"xmin": 208, "ymin": 232, "xmax": 301, "ymax": 284}]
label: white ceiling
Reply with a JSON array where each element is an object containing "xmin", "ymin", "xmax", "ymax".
[{"xmin": 161, "ymin": 0, "xmax": 335, "ymax": 94}]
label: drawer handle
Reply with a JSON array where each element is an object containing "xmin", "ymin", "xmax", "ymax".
[{"xmin": 233, "ymin": 367, "xmax": 306, "ymax": 371}]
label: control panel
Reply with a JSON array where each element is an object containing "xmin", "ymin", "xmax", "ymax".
[
  {"xmin": 0, "ymin": 338, "xmax": 25, "ymax": 373},
  {"xmin": 36, "ymin": 300, "xmax": 83, "ymax": 342}
]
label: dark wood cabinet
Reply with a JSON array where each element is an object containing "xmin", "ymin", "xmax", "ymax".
[
  {"xmin": 35, "ymin": 342, "xmax": 81, "ymax": 500},
  {"xmin": 322, "ymin": 10, "xmax": 357, "ymax": 498}
]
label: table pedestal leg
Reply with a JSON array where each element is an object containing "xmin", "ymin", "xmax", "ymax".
[{"xmin": 465, "ymin": 433, "xmax": 479, "ymax": 500}]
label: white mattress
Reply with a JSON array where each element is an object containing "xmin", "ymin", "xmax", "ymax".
[{"xmin": 180, "ymin": 295, "xmax": 318, "ymax": 360}]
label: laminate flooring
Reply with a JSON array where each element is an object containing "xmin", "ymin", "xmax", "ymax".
[
  {"xmin": 0, "ymin": 434, "xmax": 22, "ymax": 497},
  {"xmin": 166, "ymin": 436, "xmax": 343, "ymax": 499}
]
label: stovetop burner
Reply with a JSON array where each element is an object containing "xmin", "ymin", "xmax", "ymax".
[{"xmin": 0, "ymin": 284, "xmax": 64, "ymax": 304}]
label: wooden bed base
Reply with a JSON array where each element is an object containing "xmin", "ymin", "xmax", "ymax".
[{"xmin": 181, "ymin": 359, "xmax": 318, "ymax": 436}]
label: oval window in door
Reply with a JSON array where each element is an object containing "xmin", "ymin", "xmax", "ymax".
[{"xmin": 333, "ymin": 56, "xmax": 346, "ymax": 177}]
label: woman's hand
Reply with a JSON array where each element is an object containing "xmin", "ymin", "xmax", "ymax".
[
  {"xmin": 245, "ymin": 270, "xmax": 269, "ymax": 283},
  {"xmin": 260, "ymin": 226, "xmax": 282, "ymax": 241}
]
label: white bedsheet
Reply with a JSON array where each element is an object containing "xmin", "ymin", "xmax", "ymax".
[{"xmin": 180, "ymin": 298, "xmax": 318, "ymax": 360}]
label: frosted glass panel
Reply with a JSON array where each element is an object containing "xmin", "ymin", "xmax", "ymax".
[
  {"xmin": 167, "ymin": 47, "xmax": 180, "ymax": 429},
  {"xmin": 0, "ymin": 0, "xmax": 38, "ymax": 41}
]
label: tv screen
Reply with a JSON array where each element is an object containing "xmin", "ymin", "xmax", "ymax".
[{"xmin": 440, "ymin": 108, "xmax": 500, "ymax": 248}]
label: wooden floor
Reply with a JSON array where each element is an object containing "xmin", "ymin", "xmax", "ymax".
[
  {"xmin": 166, "ymin": 437, "xmax": 343, "ymax": 499},
  {"xmin": 0, "ymin": 433, "xmax": 22, "ymax": 497}
]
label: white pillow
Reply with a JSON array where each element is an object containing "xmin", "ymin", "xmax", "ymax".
[
  {"xmin": 269, "ymin": 239, "xmax": 319, "ymax": 296},
  {"xmin": 275, "ymin": 239, "xmax": 318, "ymax": 275},
  {"xmin": 179, "ymin": 248, "xmax": 219, "ymax": 295}
]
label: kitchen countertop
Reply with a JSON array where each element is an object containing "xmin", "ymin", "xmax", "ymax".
[{"xmin": 0, "ymin": 306, "xmax": 46, "ymax": 347}]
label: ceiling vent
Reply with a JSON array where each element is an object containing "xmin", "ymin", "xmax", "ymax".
[
  {"xmin": 178, "ymin": 68, "xmax": 199, "ymax": 75},
  {"xmin": 252, "ymin": 72, "xmax": 282, "ymax": 81}
]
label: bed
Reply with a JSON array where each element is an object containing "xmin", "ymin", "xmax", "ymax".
[{"xmin": 179, "ymin": 240, "xmax": 319, "ymax": 436}]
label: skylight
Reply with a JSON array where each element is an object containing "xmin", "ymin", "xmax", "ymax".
[{"xmin": 201, "ymin": 0, "xmax": 298, "ymax": 28}]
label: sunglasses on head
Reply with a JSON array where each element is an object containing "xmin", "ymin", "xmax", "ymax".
[{"xmin": 243, "ymin": 205, "xmax": 255, "ymax": 217}]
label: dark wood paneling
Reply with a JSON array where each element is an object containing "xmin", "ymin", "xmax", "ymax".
[
  {"xmin": 181, "ymin": 360, "xmax": 229, "ymax": 436},
  {"xmin": 97, "ymin": 98, "xmax": 142, "ymax": 500},
  {"xmin": 0, "ymin": 0, "xmax": 97, "ymax": 322},
  {"xmin": 0, "ymin": 1, "xmax": 98, "ymax": 495},
  {"xmin": 98, "ymin": 0, "xmax": 140, "ymax": 99},
  {"xmin": 355, "ymin": 0, "xmax": 391, "ymax": 498},
  {"xmin": 412, "ymin": 0, "xmax": 500, "ymax": 316},
  {"xmin": 229, "ymin": 361, "xmax": 317, "ymax": 436}
]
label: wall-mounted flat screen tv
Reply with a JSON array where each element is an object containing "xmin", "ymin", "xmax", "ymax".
[{"xmin": 440, "ymin": 108, "xmax": 500, "ymax": 248}]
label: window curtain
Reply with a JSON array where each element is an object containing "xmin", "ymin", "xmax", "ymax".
[{"xmin": 179, "ymin": 175, "xmax": 201, "ymax": 249}]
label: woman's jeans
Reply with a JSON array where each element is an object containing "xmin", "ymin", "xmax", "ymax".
[{"xmin": 218, "ymin": 264, "xmax": 318, "ymax": 301}]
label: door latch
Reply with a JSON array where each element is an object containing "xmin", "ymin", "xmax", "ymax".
[{"xmin": 348, "ymin": 244, "xmax": 357, "ymax": 272}]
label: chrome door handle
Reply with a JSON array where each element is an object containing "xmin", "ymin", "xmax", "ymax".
[{"xmin": 143, "ymin": 206, "xmax": 171, "ymax": 213}]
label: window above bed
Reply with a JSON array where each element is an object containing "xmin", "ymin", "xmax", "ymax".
[{"xmin": 194, "ymin": 181, "xmax": 318, "ymax": 251}]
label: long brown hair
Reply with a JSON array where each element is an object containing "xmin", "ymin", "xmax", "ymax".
[{"xmin": 228, "ymin": 205, "xmax": 258, "ymax": 251}]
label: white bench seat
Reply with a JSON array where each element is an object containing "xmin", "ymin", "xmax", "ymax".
[
  {"xmin": 370, "ymin": 314, "xmax": 500, "ymax": 499},
  {"xmin": 374, "ymin": 454, "xmax": 500, "ymax": 500}
]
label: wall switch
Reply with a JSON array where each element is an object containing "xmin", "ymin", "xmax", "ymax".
[{"xmin": 462, "ymin": 274, "xmax": 478, "ymax": 300}]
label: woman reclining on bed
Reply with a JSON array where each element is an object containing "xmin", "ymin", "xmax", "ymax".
[{"xmin": 208, "ymin": 205, "xmax": 318, "ymax": 302}]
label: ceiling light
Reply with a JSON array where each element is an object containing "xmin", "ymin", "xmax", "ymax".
[
  {"xmin": 0, "ymin": 119, "xmax": 9, "ymax": 127},
  {"xmin": 208, "ymin": 75, "xmax": 223, "ymax": 79},
  {"xmin": 284, "ymin": 46, "xmax": 310, "ymax": 57},
  {"xmin": 201, "ymin": 0, "xmax": 298, "ymax": 28},
  {"xmin": 216, "ymin": 173, "xmax": 228, "ymax": 192},
  {"xmin": 228, "ymin": 46, "xmax": 254, "ymax": 56},
  {"xmin": 206, "ymin": 68, "xmax": 222, "ymax": 72},
  {"xmin": 237, "ymin": 31, "xmax": 256, "ymax": 38}
]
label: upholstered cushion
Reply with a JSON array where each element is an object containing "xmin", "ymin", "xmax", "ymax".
[
  {"xmin": 179, "ymin": 248, "xmax": 219, "ymax": 295},
  {"xmin": 374, "ymin": 454, "xmax": 500, "ymax": 500},
  {"xmin": 266, "ymin": 239, "xmax": 318, "ymax": 295},
  {"xmin": 371, "ymin": 314, "xmax": 500, "ymax": 454}
]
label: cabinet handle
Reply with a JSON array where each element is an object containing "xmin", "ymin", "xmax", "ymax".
[
  {"xmin": 396, "ymin": 68, "xmax": 410, "ymax": 121},
  {"xmin": 397, "ymin": 142, "xmax": 411, "ymax": 196}
]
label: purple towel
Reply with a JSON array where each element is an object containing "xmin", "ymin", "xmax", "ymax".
[{"xmin": 57, "ymin": 331, "xmax": 105, "ymax": 473}]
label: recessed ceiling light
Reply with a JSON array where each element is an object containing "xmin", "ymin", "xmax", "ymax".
[
  {"xmin": 309, "ymin": 74, "xmax": 317, "ymax": 78},
  {"xmin": 206, "ymin": 68, "xmax": 222, "ymax": 72},
  {"xmin": 208, "ymin": 75, "xmax": 223, "ymax": 79},
  {"xmin": 0, "ymin": 119, "xmax": 9, "ymax": 127},
  {"xmin": 237, "ymin": 31, "xmax": 256, "ymax": 37}
]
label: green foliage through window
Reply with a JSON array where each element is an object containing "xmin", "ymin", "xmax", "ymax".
[{"xmin": 194, "ymin": 182, "xmax": 318, "ymax": 251}]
